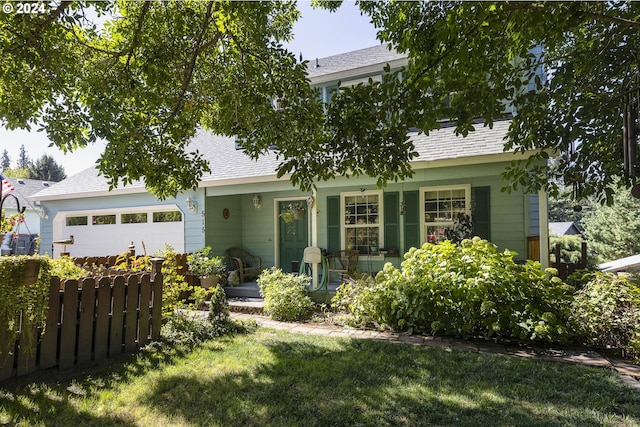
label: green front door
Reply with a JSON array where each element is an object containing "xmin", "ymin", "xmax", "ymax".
[{"xmin": 279, "ymin": 200, "xmax": 309, "ymax": 273}]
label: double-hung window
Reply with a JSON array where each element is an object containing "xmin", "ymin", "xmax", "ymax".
[
  {"xmin": 420, "ymin": 184, "xmax": 471, "ymax": 244},
  {"xmin": 341, "ymin": 190, "xmax": 383, "ymax": 255}
]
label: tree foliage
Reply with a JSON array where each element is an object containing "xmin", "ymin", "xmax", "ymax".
[
  {"xmin": 582, "ymin": 186, "xmax": 640, "ymax": 263},
  {"xmin": 1, "ymin": 149, "xmax": 9, "ymax": 171},
  {"xmin": 347, "ymin": 1, "xmax": 640, "ymax": 202},
  {"xmin": 16, "ymin": 144, "xmax": 29, "ymax": 169},
  {"xmin": 2, "ymin": 1, "xmax": 639, "ymax": 200},
  {"xmin": 27, "ymin": 154, "xmax": 66, "ymax": 182}
]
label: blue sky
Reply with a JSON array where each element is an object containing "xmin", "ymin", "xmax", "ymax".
[{"xmin": 0, "ymin": 1, "xmax": 379, "ymax": 177}]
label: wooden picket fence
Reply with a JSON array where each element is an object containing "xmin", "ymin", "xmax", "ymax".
[
  {"xmin": 550, "ymin": 242, "xmax": 588, "ymax": 281},
  {"xmin": 0, "ymin": 259, "xmax": 164, "ymax": 382}
]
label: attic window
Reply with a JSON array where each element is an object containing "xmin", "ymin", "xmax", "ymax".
[
  {"xmin": 43, "ymin": 182, "xmax": 50, "ymax": 187},
  {"xmin": 17, "ymin": 179, "xmax": 25, "ymax": 184}
]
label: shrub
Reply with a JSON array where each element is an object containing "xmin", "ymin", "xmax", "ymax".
[
  {"xmin": 155, "ymin": 244, "xmax": 207, "ymax": 316},
  {"xmin": 186, "ymin": 247, "xmax": 226, "ymax": 277},
  {"xmin": 333, "ymin": 237, "xmax": 574, "ymax": 342},
  {"xmin": 570, "ymin": 272, "xmax": 640, "ymax": 359},
  {"xmin": 49, "ymin": 257, "xmax": 88, "ymax": 280},
  {"xmin": 257, "ymin": 267, "xmax": 315, "ymax": 321}
]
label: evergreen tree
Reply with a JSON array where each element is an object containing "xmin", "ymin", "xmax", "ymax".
[
  {"xmin": 582, "ymin": 188, "xmax": 640, "ymax": 263},
  {"xmin": 27, "ymin": 154, "xmax": 66, "ymax": 182},
  {"xmin": 17, "ymin": 144, "xmax": 29, "ymax": 169},
  {"xmin": 1, "ymin": 149, "xmax": 10, "ymax": 171}
]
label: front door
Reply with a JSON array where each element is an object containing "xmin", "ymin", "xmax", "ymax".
[{"xmin": 278, "ymin": 200, "xmax": 309, "ymax": 273}]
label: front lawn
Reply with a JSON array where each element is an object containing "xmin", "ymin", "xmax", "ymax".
[{"xmin": 1, "ymin": 327, "xmax": 639, "ymax": 426}]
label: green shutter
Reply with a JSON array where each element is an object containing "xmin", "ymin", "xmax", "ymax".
[
  {"xmin": 403, "ymin": 190, "xmax": 420, "ymax": 252},
  {"xmin": 384, "ymin": 192, "xmax": 399, "ymax": 252},
  {"xmin": 326, "ymin": 196, "xmax": 341, "ymax": 253},
  {"xmin": 472, "ymin": 187, "xmax": 491, "ymax": 240}
]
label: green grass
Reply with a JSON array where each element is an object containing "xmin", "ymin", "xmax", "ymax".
[{"xmin": 1, "ymin": 328, "xmax": 639, "ymax": 427}]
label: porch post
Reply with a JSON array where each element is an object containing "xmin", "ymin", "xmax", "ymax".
[
  {"xmin": 310, "ymin": 189, "xmax": 318, "ymax": 289},
  {"xmin": 538, "ymin": 189, "xmax": 549, "ymax": 269}
]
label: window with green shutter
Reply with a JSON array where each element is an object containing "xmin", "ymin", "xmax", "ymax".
[
  {"xmin": 403, "ymin": 190, "xmax": 420, "ymax": 252},
  {"xmin": 472, "ymin": 186, "xmax": 491, "ymax": 240},
  {"xmin": 384, "ymin": 192, "xmax": 399, "ymax": 252}
]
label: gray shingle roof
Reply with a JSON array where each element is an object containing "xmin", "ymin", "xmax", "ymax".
[
  {"xmin": 4, "ymin": 178, "xmax": 56, "ymax": 207},
  {"xmin": 306, "ymin": 44, "xmax": 406, "ymax": 79},
  {"xmin": 32, "ymin": 119, "xmax": 513, "ymax": 200},
  {"xmin": 549, "ymin": 222, "xmax": 582, "ymax": 236}
]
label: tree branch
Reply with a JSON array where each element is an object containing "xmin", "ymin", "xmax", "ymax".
[
  {"xmin": 163, "ymin": 1, "xmax": 217, "ymax": 134},
  {"xmin": 582, "ymin": 11, "xmax": 640, "ymax": 31},
  {"xmin": 124, "ymin": 1, "xmax": 151, "ymax": 73},
  {"xmin": 7, "ymin": 1, "xmax": 72, "ymax": 53}
]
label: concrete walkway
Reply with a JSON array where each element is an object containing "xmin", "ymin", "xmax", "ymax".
[{"xmin": 224, "ymin": 306, "xmax": 640, "ymax": 392}]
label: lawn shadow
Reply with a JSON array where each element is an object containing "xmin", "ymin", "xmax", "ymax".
[
  {"xmin": 0, "ymin": 332, "xmax": 232, "ymax": 426},
  {"xmin": 141, "ymin": 331, "xmax": 640, "ymax": 427}
]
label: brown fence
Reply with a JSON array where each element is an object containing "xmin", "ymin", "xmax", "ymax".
[
  {"xmin": 0, "ymin": 259, "xmax": 164, "ymax": 382},
  {"xmin": 550, "ymin": 242, "xmax": 588, "ymax": 281}
]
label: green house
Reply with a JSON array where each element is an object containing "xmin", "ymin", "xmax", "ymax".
[{"xmin": 31, "ymin": 45, "xmax": 549, "ymax": 276}]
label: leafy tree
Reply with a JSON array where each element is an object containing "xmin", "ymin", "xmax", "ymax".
[
  {"xmin": 0, "ymin": 1, "xmax": 325, "ymax": 199},
  {"xmin": 3, "ymin": 1, "xmax": 638, "ymax": 202},
  {"xmin": 27, "ymin": 154, "xmax": 66, "ymax": 182},
  {"xmin": 342, "ymin": 1, "xmax": 640, "ymax": 203},
  {"xmin": 582, "ymin": 186, "xmax": 640, "ymax": 263},
  {"xmin": 16, "ymin": 144, "xmax": 29, "ymax": 169},
  {"xmin": 1, "ymin": 167, "xmax": 29, "ymax": 179},
  {"xmin": 1, "ymin": 149, "xmax": 9, "ymax": 171}
]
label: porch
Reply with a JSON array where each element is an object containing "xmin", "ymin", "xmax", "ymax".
[{"xmin": 224, "ymin": 280, "xmax": 343, "ymax": 300}]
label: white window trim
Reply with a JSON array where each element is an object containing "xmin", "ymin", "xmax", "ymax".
[
  {"xmin": 419, "ymin": 184, "xmax": 471, "ymax": 244},
  {"xmin": 340, "ymin": 189, "xmax": 384, "ymax": 258}
]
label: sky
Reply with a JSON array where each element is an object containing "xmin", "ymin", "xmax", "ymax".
[{"xmin": 0, "ymin": 1, "xmax": 379, "ymax": 177}]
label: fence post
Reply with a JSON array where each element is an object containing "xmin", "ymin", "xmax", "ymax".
[
  {"xmin": 150, "ymin": 258, "xmax": 165, "ymax": 340},
  {"xmin": 77, "ymin": 278, "xmax": 97, "ymax": 366},
  {"xmin": 40, "ymin": 277, "xmax": 61, "ymax": 370},
  {"xmin": 59, "ymin": 280, "xmax": 79, "ymax": 370}
]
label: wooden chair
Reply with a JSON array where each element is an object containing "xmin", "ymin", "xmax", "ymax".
[
  {"xmin": 326, "ymin": 250, "xmax": 359, "ymax": 283},
  {"xmin": 225, "ymin": 247, "xmax": 263, "ymax": 283}
]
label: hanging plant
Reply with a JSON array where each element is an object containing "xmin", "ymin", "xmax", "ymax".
[
  {"xmin": 0, "ymin": 256, "xmax": 51, "ymax": 364},
  {"xmin": 279, "ymin": 211, "xmax": 294, "ymax": 223}
]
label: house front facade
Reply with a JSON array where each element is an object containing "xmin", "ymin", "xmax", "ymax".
[{"xmin": 31, "ymin": 45, "xmax": 549, "ymax": 272}]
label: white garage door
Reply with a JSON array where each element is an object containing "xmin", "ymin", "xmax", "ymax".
[{"xmin": 52, "ymin": 205, "xmax": 185, "ymax": 257}]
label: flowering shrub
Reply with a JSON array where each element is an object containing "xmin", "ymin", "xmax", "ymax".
[
  {"xmin": 187, "ymin": 246, "xmax": 226, "ymax": 277},
  {"xmin": 333, "ymin": 237, "xmax": 573, "ymax": 343},
  {"xmin": 258, "ymin": 267, "xmax": 314, "ymax": 321}
]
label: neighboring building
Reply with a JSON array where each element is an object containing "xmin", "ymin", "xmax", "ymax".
[
  {"xmin": 2, "ymin": 177, "xmax": 50, "ymax": 254},
  {"xmin": 598, "ymin": 254, "xmax": 640, "ymax": 273},
  {"xmin": 30, "ymin": 45, "xmax": 549, "ymax": 271},
  {"xmin": 549, "ymin": 221, "xmax": 582, "ymax": 237}
]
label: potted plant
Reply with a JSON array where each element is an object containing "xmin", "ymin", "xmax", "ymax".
[
  {"xmin": 288, "ymin": 203, "xmax": 305, "ymax": 220},
  {"xmin": 186, "ymin": 246, "xmax": 226, "ymax": 289},
  {"xmin": 279, "ymin": 210, "xmax": 294, "ymax": 223}
]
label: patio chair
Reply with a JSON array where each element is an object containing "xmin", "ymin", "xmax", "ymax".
[
  {"xmin": 326, "ymin": 249, "xmax": 359, "ymax": 283},
  {"xmin": 225, "ymin": 247, "xmax": 263, "ymax": 283}
]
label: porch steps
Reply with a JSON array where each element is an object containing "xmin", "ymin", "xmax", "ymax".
[{"xmin": 228, "ymin": 298, "xmax": 265, "ymax": 315}]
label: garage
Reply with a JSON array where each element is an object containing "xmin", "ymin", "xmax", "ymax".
[{"xmin": 52, "ymin": 205, "xmax": 185, "ymax": 258}]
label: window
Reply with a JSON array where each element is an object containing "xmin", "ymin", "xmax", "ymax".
[
  {"xmin": 153, "ymin": 211, "xmax": 182, "ymax": 223},
  {"xmin": 66, "ymin": 216, "xmax": 87, "ymax": 226},
  {"xmin": 92, "ymin": 214, "xmax": 116, "ymax": 225},
  {"xmin": 342, "ymin": 190, "xmax": 383, "ymax": 254},
  {"xmin": 421, "ymin": 185, "xmax": 471, "ymax": 244},
  {"xmin": 121, "ymin": 213, "xmax": 147, "ymax": 224}
]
